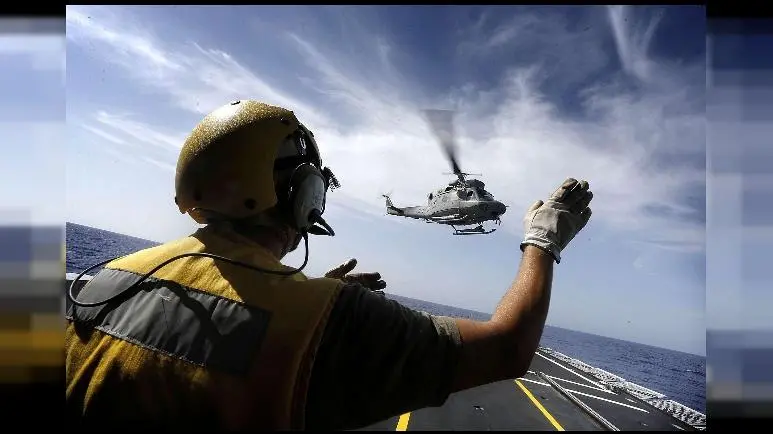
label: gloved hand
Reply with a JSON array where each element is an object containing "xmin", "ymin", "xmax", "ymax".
[
  {"xmin": 324, "ymin": 258, "xmax": 387, "ymax": 292},
  {"xmin": 521, "ymin": 178, "xmax": 593, "ymax": 264}
]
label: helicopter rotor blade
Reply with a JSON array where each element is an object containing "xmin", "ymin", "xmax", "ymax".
[
  {"xmin": 422, "ymin": 109, "xmax": 463, "ymax": 178},
  {"xmin": 442, "ymin": 172, "xmax": 481, "ymax": 177}
]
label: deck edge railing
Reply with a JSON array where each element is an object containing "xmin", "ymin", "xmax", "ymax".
[{"xmin": 539, "ymin": 346, "xmax": 706, "ymax": 430}]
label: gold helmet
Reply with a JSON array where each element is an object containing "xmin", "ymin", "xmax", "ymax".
[{"xmin": 174, "ymin": 100, "xmax": 339, "ymax": 231}]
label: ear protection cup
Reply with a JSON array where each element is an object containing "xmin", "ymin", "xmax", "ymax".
[{"xmin": 283, "ymin": 162, "xmax": 327, "ymax": 232}]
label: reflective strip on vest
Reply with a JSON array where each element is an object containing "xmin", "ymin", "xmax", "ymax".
[{"xmin": 66, "ymin": 267, "xmax": 272, "ymax": 377}]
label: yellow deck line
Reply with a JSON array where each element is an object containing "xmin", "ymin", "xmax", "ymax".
[
  {"xmin": 515, "ymin": 379, "xmax": 565, "ymax": 431},
  {"xmin": 395, "ymin": 412, "xmax": 411, "ymax": 431}
]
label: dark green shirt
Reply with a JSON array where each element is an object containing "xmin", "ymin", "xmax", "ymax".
[{"xmin": 305, "ymin": 283, "xmax": 463, "ymax": 430}]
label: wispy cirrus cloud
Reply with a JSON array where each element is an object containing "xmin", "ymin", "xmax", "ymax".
[
  {"xmin": 75, "ymin": 110, "xmax": 185, "ymax": 172},
  {"xmin": 79, "ymin": 124, "xmax": 129, "ymax": 147},
  {"xmin": 65, "ymin": 7, "xmax": 326, "ymax": 127},
  {"xmin": 91, "ymin": 111, "xmax": 185, "ymax": 151},
  {"xmin": 607, "ymin": 5, "xmax": 665, "ymax": 84},
  {"xmin": 66, "ymin": 5, "xmax": 706, "ymax": 254},
  {"xmin": 140, "ymin": 155, "xmax": 176, "ymax": 173},
  {"xmin": 76, "ymin": 110, "xmax": 185, "ymax": 173}
]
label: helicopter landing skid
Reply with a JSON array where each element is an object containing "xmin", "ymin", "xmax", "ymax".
[{"xmin": 451, "ymin": 225, "xmax": 496, "ymax": 236}]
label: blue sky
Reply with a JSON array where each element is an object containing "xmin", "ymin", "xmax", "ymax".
[{"xmin": 59, "ymin": 6, "xmax": 712, "ymax": 355}]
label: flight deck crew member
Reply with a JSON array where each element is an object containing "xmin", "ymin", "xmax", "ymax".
[{"xmin": 65, "ymin": 100, "xmax": 594, "ymax": 430}]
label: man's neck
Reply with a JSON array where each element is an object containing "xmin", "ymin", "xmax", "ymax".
[{"xmin": 222, "ymin": 222, "xmax": 288, "ymax": 260}]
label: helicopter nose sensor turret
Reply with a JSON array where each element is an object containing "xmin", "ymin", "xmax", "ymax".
[
  {"xmin": 480, "ymin": 200, "xmax": 506, "ymax": 218},
  {"xmin": 493, "ymin": 201, "xmax": 507, "ymax": 217}
]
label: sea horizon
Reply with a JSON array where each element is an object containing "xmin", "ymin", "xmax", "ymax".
[{"xmin": 65, "ymin": 221, "xmax": 705, "ymax": 358}]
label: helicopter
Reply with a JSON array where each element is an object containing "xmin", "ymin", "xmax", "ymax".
[{"xmin": 382, "ymin": 109, "xmax": 507, "ymax": 236}]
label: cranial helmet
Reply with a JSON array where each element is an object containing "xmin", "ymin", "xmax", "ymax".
[{"xmin": 174, "ymin": 100, "xmax": 339, "ymax": 233}]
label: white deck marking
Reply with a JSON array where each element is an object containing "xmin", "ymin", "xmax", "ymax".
[
  {"xmin": 535, "ymin": 352, "xmax": 607, "ymax": 390},
  {"xmin": 518, "ymin": 377, "xmax": 549, "ymax": 387},
  {"xmin": 564, "ymin": 389, "xmax": 649, "ymax": 413},
  {"xmin": 521, "ymin": 375, "xmax": 650, "ymax": 419},
  {"xmin": 545, "ymin": 374, "xmax": 613, "ymax": 394},
  {"xmin": 520, "ymin": 376, "xmax": 649, "ymax": 423}
]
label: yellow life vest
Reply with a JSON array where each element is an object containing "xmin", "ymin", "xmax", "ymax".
[{"xmin": 65, "ymin": 224, "xmax": 343, "ymax": 430}]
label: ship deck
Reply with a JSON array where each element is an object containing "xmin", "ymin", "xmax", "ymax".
[
  {"xmin": 65, "ymin": 273, "xmax": 704, "ymax": 431},
  {"xmin": 359, "ymin": 347, "xmax": 698, "ymax": 431}
]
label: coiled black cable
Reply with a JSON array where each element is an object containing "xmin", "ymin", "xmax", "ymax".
[{"xmin": 67, "ymin": 232, "xmax": 310, "ymax": 308}]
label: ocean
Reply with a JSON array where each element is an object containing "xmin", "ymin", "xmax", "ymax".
[{"xmin": 65, "ymin": 222, "xmax": 706, "ymax": 413}]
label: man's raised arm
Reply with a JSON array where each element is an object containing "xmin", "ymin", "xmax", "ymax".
[{"xmin": 451, "ymin": 178, "xmax": 593, "ymax": 392}]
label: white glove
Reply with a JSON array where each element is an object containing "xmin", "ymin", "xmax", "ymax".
[{"xmin": 521, "ymin": 178, "xmax": 593, "ymax": 264}]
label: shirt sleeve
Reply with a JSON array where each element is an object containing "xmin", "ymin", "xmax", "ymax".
[{"xmin": 304, "ymin": 282, "xmax": 463, "ymax": 430}]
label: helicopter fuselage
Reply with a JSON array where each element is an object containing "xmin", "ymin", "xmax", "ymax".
[{"xmin": 384, "ymin": 179, "xmax": 506, "ymax": 228}]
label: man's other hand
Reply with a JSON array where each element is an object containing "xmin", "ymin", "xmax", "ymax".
[{"xmin": 324, "ymin": 259, "xmax": 387, "ymax": 291}]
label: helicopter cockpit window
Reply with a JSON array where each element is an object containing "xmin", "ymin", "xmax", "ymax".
[
  {"xmin": 478, "ymin": 189, "xmax": 494, "ymax": 200},
  {"xmin": 457, "ymin": 189, "xmax": 476, "ymax": 200}
]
